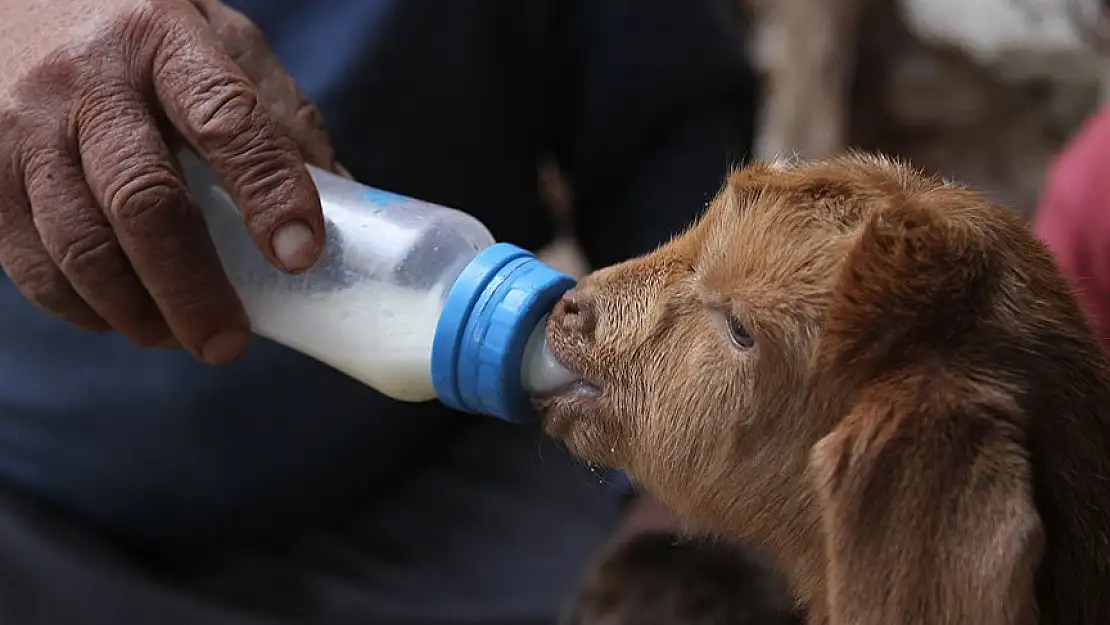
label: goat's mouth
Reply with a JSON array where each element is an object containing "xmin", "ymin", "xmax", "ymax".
[
  {"xmin": 531, "ymin": 347, "xmax": 605, "ymax": 436},
  {"xmin": 533, "ymin": 381, "xmax": 602, "ymax": 439},
  {"xmin": 533, "ymin": 378, "xmax": 603, "ymax": 403},
  {"xmin": 530, "ymin": 348, "xmax": 604, "ymax": 404}
]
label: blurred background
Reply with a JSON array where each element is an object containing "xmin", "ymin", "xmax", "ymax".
[{"xmin": 541, "ymin": 0, "xmax": 1110, "ymax": 279}]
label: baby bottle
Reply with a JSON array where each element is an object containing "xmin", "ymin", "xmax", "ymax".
[{"xmin": 178, "ymin": 151, "xmax": 577, "ymax": 424}]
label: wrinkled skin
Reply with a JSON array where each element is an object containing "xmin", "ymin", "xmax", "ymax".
[{"xmin": 0, "ymin": 0, "xmax": 339, "ymax": 364}]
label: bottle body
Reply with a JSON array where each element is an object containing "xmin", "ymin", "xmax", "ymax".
[{"xmin": 180, "ymin": 151, "xmax": 495, "ymax": 402}]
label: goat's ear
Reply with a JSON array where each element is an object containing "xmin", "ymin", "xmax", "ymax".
[
  {"xmin": 809, "ymin": 378, "xmax": 1044, "ymax": 625},
  {"xmin": 819, "ymin": 198, "xmax": 997, "ymax": 381}
]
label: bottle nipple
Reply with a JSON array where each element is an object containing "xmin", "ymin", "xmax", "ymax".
[
  {"xmin": 431, "ymin": 243, "xmax": 576, "ymax": 423},
  {"xmin": 520, "ymin": 320, "xmax": 578, "ymax": 395}
]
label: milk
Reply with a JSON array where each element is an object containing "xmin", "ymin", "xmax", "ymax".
[
  {"xmin": 244, "ymin": 284, "xmax": 446, "ymax": 402},
  {"xmin": 246, "ymin": 285, "xmax": 576, "ymax": 403}
]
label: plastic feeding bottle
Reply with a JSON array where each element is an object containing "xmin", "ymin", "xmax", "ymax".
[{"xmin": 178, "ymin": 151, "xmax": 578, "ymax": 424}]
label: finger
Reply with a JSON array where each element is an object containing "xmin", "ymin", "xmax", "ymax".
[
  {"xmin": 24, "ymin": 144, "xmax": 174, "ymax": 347},
  {"xmin": 76, "ymin": 83, "xmax": 250, "ymax": 365},
  {"xmin": 192, "ymin": 0, "xmax": 337, "ymax": 171},
  {"xmin": 151, "ymin": 8, "xmax": 325, "ymax": 275},
  {"xmin": 0, "ymin": 172, "xmax": 108, "ymax": 333}
]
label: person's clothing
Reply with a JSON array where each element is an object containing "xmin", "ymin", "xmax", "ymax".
[
  {"xmin": 0, "ymin": 423, "xmax": 624, "ymax": 625},
  {"xmin": 0, "ymin": 1, "xmax": 759, "ymax": 623},
  {"xmin": 1033, "ymin": 106, "xmax": 1110, "ymax": 344}
]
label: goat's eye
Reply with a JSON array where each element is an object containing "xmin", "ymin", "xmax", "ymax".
[{"xmin": 726, "ymin": 314, "xmax": 754, "ymax": 349}]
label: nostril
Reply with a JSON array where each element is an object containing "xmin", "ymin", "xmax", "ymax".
[
  {"xmin": 561, "ymin": 293, "xmax": 581, "ymax": 316},
  {"xmin": 555, "ymin": 289, "xmax": 596, "ymax": 337}
]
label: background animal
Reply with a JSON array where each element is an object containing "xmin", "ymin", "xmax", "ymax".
[
  {"xmin": 541, "ymin": 156, "xmax": 1110, "ymax": 624},
  {"xmin": 744, "ymin": 0, "xmax": 1109, "ymax": 217}
]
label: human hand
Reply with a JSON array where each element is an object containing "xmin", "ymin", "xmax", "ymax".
[{"xmin": 0, "ymin": 0, "xmax": 337, "ymax": 364}]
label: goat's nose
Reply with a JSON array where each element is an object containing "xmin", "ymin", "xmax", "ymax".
[{"xmin": 552, "ymin": 287, "xmax": 597, "ymax": 339}]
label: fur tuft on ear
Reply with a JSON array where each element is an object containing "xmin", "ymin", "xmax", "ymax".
[
  {"xmin": 821, "ymin": 200, "xmax": 997, "ymax": 378},
  {"xmin": 810, "ymin": 375, "xmax": 1043, "ymax": 625}
]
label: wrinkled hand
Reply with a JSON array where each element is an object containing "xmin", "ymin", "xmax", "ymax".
[{"xmin": 0, "ymin": 0, "xmax": 337, "ymax": 364}]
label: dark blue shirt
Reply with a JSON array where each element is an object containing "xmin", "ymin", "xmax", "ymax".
[{"xmin": 0, "ymin": 0, "xmax": 758, "ymax": 547}]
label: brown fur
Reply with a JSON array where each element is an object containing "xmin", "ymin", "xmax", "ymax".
[
  {"xmin": 538, "ymin": 155, "xmax": 1110, "ymax": 625},
  {"xmin": 560, "ymin": 532, "xmax": 801, "ymax": 625}
]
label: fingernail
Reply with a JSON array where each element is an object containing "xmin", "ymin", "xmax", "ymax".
[
  {"xmin": 272, "ymin": 220, "xmax": 319, "ymax": 272},
  {"xmin": 200, "ymin": 329, "xmax": 251, "ymax": 365}
]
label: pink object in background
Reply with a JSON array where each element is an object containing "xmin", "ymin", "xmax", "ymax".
[{"xmin": 1033, "ymin": 107, "xmax": 1110, "ymax": 345}]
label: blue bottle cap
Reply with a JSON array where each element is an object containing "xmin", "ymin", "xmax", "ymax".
[{"xmin": 431, "ymin": 243, "xmax": 577, "ymax": 423}]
